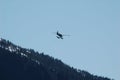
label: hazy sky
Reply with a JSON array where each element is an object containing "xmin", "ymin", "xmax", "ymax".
[{"xmin": 0, "ymin": 0, "xmax": 120, "ymax": 80}]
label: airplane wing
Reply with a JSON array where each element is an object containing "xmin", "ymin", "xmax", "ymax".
[{"xmin": 62, "ymin": 34, "xmax": 70, "ymax": 36}]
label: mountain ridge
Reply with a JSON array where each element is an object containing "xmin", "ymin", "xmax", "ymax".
[{"xmin": 0, "ymin": 38, "xmax": 112, "ymax": 80}]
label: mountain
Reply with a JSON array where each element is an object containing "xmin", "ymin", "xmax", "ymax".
[{"xmin": 0, "ymin": 38, "xmax": 112, "ymax": 80}]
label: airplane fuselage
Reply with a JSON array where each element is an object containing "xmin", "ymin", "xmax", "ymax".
[{"xmin": 56, "ymin": 31, "xmax": 63, "ymax": 39}]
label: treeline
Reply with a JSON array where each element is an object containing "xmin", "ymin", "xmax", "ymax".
[{"xmin": 0, "ymin": 38, "xmax": 112, "ymax": 80}]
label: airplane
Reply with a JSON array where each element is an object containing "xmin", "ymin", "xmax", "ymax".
[{"xmin": 55, "ymin": 31, "xmax": 70, "ymax": 39}]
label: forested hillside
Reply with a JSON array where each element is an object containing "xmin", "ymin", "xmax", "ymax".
[{"xmin": 0, "ymin": 38, "xmax": 111, "ymax": 80}]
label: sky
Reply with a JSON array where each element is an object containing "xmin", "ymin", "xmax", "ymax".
[{"xmin": 0, "ymin": 0, "xmax": 120, "ymax": 80}]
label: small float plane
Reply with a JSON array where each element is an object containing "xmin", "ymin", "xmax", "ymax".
[{"xmin": 55, "ymin": 31, "xmax": 70, "ymax": 39}]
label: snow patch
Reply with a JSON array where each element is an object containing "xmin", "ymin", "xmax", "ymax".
[
  {"xmin": 21, "ymin": 53, "xmax": 28, "ymax": 57},
  {"xmin": 8, "ymin": 46, "xmax": 13, "ymax": 52},
  {"xmin": 26, "ymin": 50, "xmax": 31, "ymax": 53},
  {"xmin": 16, "ymin": 47, "xmax": 20, "ymax": 51},
  {"xmin": 0, "ymin": 38, "xmax": 2, "ymax": 41},
  {"xmin": 35, "ymin": 60, "xmax": 40, "ymax": 65}
]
